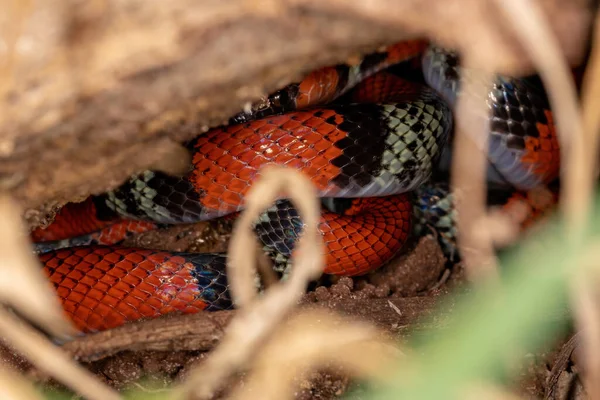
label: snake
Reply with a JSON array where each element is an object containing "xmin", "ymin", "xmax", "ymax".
[{"xmin": 30, "ymin": 40, "xmax": 560, "ymax": 334}]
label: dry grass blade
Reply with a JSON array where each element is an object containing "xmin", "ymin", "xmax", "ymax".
[
  {"xmin": 464, "ymin": 383, "xmax": 524, "ymax": 400},
  {"xmin": 478, "ymin": 206, "xmax": 524, "ymax": 249},
  {"xmin": 572, "ymin": 242, "xmax": 600, "ymax": 399},
  {"xmin": 228, "ymin": 309, "xmax": 401, "ymax": 400},
  {"xmin": 0, "ymin": 195, "xmax": 75, "ymax": 338},
  {"xmin": 491, "ymin": 0, "xmax": 585, "ymax": 229},
  {"xmin": 171, "ymin": 166, "xmax": 325, "ymax": 400},
  {"xmin": 581, "ymin": 11, "xmax": 600, "ymax": 183},
  {"xmin": 0, "ymin": 306, "xmax": 120, "ymax": 400},
  {"xmin": 450, "ymin": 62, "xmax": 498, "ymax": 281},
  {"xmin": 0, "ymin": 194, "xmax": 118, "ymax": 397},
  {"xmin": 493, "ymin": 1, "xmax": 600, "ymax": 398},
  {"xmin": 0, "ymin": 364, "xmax": 45, "ymax": 400},
  {"xmin": 571, "ymin": 277, "xmax": 600, "ymax": 399}
]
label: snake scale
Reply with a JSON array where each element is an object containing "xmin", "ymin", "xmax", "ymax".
[{"xmin": 30, "ymin": 40, "xmax": 560, "ymax": 333}]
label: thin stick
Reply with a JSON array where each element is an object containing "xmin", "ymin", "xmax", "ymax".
[
  {"xmin": 573, "ymin": 15, "xmax": 600, "ymax": 394},
  {"xmin": 171, "ymin": 166, "xmax": 325, "ymax": 400},
  {"xmin": 492, "ymin": 0, "xmax": 584, "ymax": 229},
  {"xmin": 578, "ymin": 13, "xmax": 600, "ymax": 202},
  {"xmin": 0, "ymin": 364, "xmax": 45, "ymax": 400},
  {"xmin": 450, "ymin": 60, "xmax": 498, "ymax": 280},
  {"xmin": 493, "ymin": 1, "xmax": 599, "ymax": 398},
  {"xmin": 0, "ymin": 195, "xmax": 75, "ymax": 339},
  {"xmin": 0, "ymin": 306, "xmax": 120, "ymax": 400}
]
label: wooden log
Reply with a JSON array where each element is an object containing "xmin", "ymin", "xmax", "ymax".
[{"xmin": 0, "ymin": 0, "xmax": 590, "ymax": 227}]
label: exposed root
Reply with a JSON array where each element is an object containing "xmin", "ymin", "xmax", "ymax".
[
  {"xmin": 63, "ymin": 312, "xmax": 234, "ymax": 363},
  {"xmin": 61, "ymin": 296, "xmax": 444, "ymax": 364}
]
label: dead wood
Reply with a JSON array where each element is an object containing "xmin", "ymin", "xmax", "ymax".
[
  {"xmin": 545, "ymin": 333, "xmax": 582, "ymax": 399},
  {"xmin": 0, "ymin": 0, "xmax": 591, "ymax": 229},
  {"xmin": 60, "ymin": 292, "xmax": 572, "ymax": 364},
  {"xmin": 62, "ymin": 296, "xmax": 441, "ymax": 363}
]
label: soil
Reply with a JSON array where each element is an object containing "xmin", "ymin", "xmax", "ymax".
[{"xmin": 7, "ymin": 220, "xmax": 580, "ymax": 399}]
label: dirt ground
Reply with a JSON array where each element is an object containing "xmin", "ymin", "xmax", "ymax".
[{"xmin": 3, "ymin": 220, "xmax": 582, "ymax": 399}]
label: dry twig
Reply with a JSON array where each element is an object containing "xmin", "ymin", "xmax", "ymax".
[
  {"xmin": 493, "ymin": 1, "xmax": 600, "ymax": 398},
  {"xmin": 492, "ymin": 0, "xmax": 584, "ymax": 226},
  {"xmin": 0, "ymin": 195, "xmax": 74, "ymax": 338},
  {"xmin": 493, "ymin": 1, "xmax": 599, "ymax": 398},
  {"xmin": 0, "ymin": 306, "xmax": 120, "ymax": 400},
  {"xmin": 171, "ymin": 166, "xmax": 325, "ymax": 399},
  {"xmin": 575, "ymin": 17, "xmax": 600, "ymax": 391},
  {"xmin": 449, "ymin": 63, "xmax": 498, "ymax": 280},
  {"xmin": 545, "ymin": 333, "xmax": 581, "ymax": 399},
  {"xmin": 61, "ymin": 296, "xmax": 450, "ymax": 363},
  {"xmin": 581, "ymin": 10, "xmax": 600, "ymax": 185},
  {"xmin": 0, "ymin": 364, "xmax": 45, "ymax": 400}
]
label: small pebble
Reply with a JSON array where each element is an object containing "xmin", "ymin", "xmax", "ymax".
[
  {"xmin": 314, "ymin": 286, "xmax": 331, "ymax": 302},
  {"xmin": 337, "ymin": 276, "xmax": 354, "ymax": 290},
  {"xmin": 330, "ymin": 282, "xmax": 351, "ymax": 297},
  {"xmin": 353, "ymin": 279, "xmax": 368, "ymax": 290},
  {"xmin": 101, "ymin": 354, "xmax": 142, "ymax": 386},
  {"xmin": 356, "ymin": 283, "xmax": 376, "ymax": 299},
  {"xmin": 303, "ymin": 291, "xmax": 317, "ymax": 303},
  {"xmin": 374, "ymin": 283, "xmax": 390, "ymax": 298}
]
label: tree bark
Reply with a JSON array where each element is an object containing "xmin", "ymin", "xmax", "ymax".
[{"xmin": 0, "ymin": 0, "xmax": 591, "ymax": 227}]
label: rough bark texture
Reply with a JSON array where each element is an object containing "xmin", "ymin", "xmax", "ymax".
[{"xmin": 0, "ymin": 0, "xmax": 591, "ymax": 229}]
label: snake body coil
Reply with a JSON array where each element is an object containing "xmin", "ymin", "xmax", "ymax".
[{"xmin": 32, "ymin": 41, "xmax": 560, "ymax": 334}]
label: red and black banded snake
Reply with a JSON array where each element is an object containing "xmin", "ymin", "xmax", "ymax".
[{"xmin": 31, "ymin": 40, "xmax": 561, "ymax": 333}]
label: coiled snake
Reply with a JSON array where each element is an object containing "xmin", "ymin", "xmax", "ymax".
[{"xmin": 31, "ymin": 40, "xmax": 560, "ymax": 333}]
